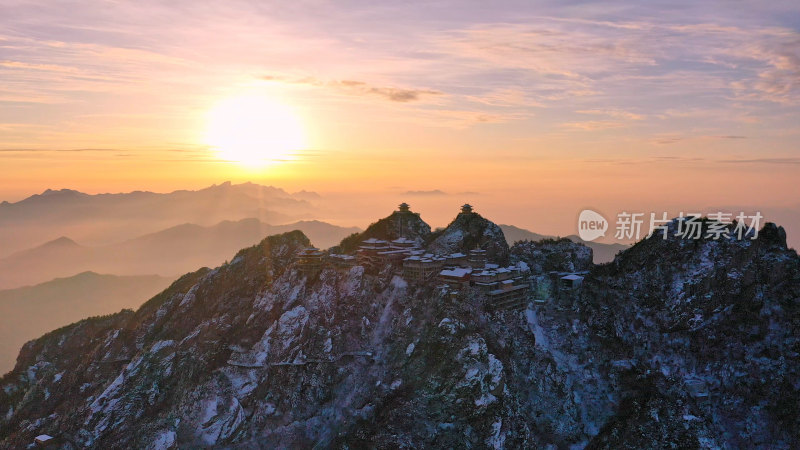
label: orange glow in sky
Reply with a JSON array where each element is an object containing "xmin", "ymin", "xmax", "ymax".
[{"xmin": 1, "ymin": 1, "xmax": 799, "ymax": 241}]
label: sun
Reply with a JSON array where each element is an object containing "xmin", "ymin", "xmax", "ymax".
[{"xmin": 205, "ymin": 94, "xmax": 306, "ymax": 167}]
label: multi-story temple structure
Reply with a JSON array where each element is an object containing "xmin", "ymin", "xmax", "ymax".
[{"xmin": 297, "ymin": 247, "xmax": 325, "ymax": 277}]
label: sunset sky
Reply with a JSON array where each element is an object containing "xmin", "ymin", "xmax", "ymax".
[{"xmin": 2, "ymin": 0, "xmax": 799, "ymax": 239}]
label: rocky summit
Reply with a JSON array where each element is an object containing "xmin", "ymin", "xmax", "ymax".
[
  {"xmin": 333, "ymin": 203, "xmax": 432, "ymax": 253},
  {"xmin": 0, "ymin": 215, "xmax": 798, "ymax": 449},
  {"xmin": 510, "ymin": 237, "xmax": 593, "ymax": 274},
  {"xmin": 427, "ymin": 204, "xmax": 511, "ymax": 265}
]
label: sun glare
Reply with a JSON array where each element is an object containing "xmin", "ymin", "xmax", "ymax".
[{"xmin": 205, "ymin": 94, "xmax": 306, "ymax": 167}]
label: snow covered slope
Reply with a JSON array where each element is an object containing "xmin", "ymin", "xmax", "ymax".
[{"xmin": 1, "ymin": 220, "xmax": 798, "ymax": 448}]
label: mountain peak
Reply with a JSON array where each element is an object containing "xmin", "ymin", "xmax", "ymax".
[
  {"xmin": 41, "ymin": 236, "xmax": 81, "ymax": 248},
  {"xmin": 291, "ymin": 190, "xmax": 321, "ymax": 199},
  {"xmin": 334, "ymin": 203, "xmax": 431, "ymax": 253},
  {"xmin": 427, "ymin": 204, "xmax": 510, "ymax": 264},
  {"xmin": 40, "ymin": 188, "xmax": 85, "ymax": 197},
  {"xmin": 215, "ymin": 181, "xmax": 233, "ymax": 188},
  {"xmin": 603, "ymin": 219, "xmax": 796, "ymax": 280},
  {"xmin": 758, "ymin": 222, "xmax": 788, "ymax": 249}
]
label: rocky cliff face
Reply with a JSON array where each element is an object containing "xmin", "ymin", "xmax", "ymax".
[
  {"xmin": 511, "ymin": 238, "xmax": 593, "ymax": 273},
  {"xmin": 579, "ymin": 221, "xmax": 800, "ymax": 448},
  {"xmin": 427, "ymin": 211, "xmax": 510, "ymax": 264},
  {"xmin": 1, "ymin": 221, "xmax": 798, "ymax": 449}
]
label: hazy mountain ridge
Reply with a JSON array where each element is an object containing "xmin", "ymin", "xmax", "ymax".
[
  {"xmin": 0, "ymin": 182, "xmax": 319, "ymax": 257},
  {"xmin": 0, "ymin": 218, "xmax": 360, "ymax": 289},
  {"xmin": 0, "ymin": 271, "xmax": 173, "ymax": 375}
]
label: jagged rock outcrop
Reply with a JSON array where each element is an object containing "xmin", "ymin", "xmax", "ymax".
[
  {"xmin": 333, "ymin": 206, "xmax": 431, "ymax": 254},
  {"xmin": 579, "ymin": 220, "xmax": 800, "ymax": 448},
  {"xmin": 427, "ymin": 208, "xmax": 510, "ymax": 264},
  {"xmin": 511, "ymin": 238, "xmax": 593, "ymax": 273},
  {"xmin": 0, "ymin": 220, "xmax": 797, "ymax": 449}
]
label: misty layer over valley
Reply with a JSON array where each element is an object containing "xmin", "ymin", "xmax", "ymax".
[
  {"xmin": 0, "ymin": 218, "xmax": 359, "ymax": 290},
  {"xmin": 0, "ymin": 272, "xmax": 173, "ymax": 375},
  {"xmin": 0, "ymin": 182, "xmax": 317, "ymax": 257},
  {"xmin": 0, "ymin": 183, "xmax": 361, "ymax": 373}
]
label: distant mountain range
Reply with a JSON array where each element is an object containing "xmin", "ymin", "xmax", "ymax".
[
  {"xmin": 499, "ymin": 224, "xmax": 629, "ymax": 263},
  {"xmin": 0, "ymin": 271, "xmax": 173, "ymax": 374},
  {"xmin": 0, "ymin": 182, "xmax": 320, "ymax": 257},
  {"xmin": 0, "ymin": 218, "xmax": 360, "ymax": 290}
]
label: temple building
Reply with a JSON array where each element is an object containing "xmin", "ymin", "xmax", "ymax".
[
  {"xmin": 486, "ymin": 281, "xmax": 529, "ymax": 310},
  {"xmin": 356, "ymin": 238, "xmax": 391, "ymax": 269},
  {"xmin": 403, "ymin": 254, "xmax": 446, "ymax": 282},
  {"xmin": 346, "ymin": 204, "xmax": 534, "ymax": 309},
  {"xmin": 297, "ymin": 247, "xmax": 325, "ymax": 277},
  {"xmin": 356, "ymin": 235, "xmax": 426, "ymax": 272},
  {"xmin": 377, "ymin": 247, "xmax": 412, "ymax": 266},
  {"xmin": 547, "ymin": 271, "xmax": 587, "ymax": 299},
  {"xmin": 438, "ymin": 267, "xmax": 472, "ymax": 289},
  {"xmin": 560, "ymin": 274, "xmax": 584, "ymax": 290},
  {"xmin": 391, "ymin": 237, "xmax": 417, "ymax": 248},
  {"xmin": 469, "ymin": 248, "xmax": 487, "ymax": 268},
  {"xmin": 34, "ymin": 435, "xmax": 56, "ymax": 448},
  {"xmin": 438, "ymin": 261, "xmax": 530, "ymax": 310},
  {"xmin": 471, "ymin": 266, "xmax": 521, "ymax": 290},
  {"xmin": 328, "ymin": 253, "xmax": 356, "ymax": 268},
  {"xmin": 445, "ymin": 252, "xmax": 468, "ymax": 267}
]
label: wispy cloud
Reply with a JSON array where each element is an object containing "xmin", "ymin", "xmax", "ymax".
[
  {"xmin": 580, "ymin": 155, "xmax": 800, "ymax": 166},
  {"xmin": 576, "ymin": 109, "xmax": 645, "ymax": 120},
  {"xmin": 718, "ymin": 157, "xmax": 800, "ymax": 164},
  {"xmin": 651, "ymin": 134, "xmax": 749, "ymax": 145},
  {"xmin": 560, "ymin": 120, "xmax": 626, "ymax": 131},
  {"xmin": 653, "ymin": 136, "xmax": 684, "ymax": 145},
  {"xmin": 262, "ymin": 75, "xmax": 442, "ymax": 103},
  {"xmin": 404, "ymin": 189, "xmax": 448, "ymax": 196}
]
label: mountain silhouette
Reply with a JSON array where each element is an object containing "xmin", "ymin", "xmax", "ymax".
[{"xmin": 0, "ymin": 218, "xmax": 360, "ymax": 289}]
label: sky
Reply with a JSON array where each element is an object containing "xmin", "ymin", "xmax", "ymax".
[{"xmin": 1, "ymin": 0, "xmax": 799, "ymax": 240}]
